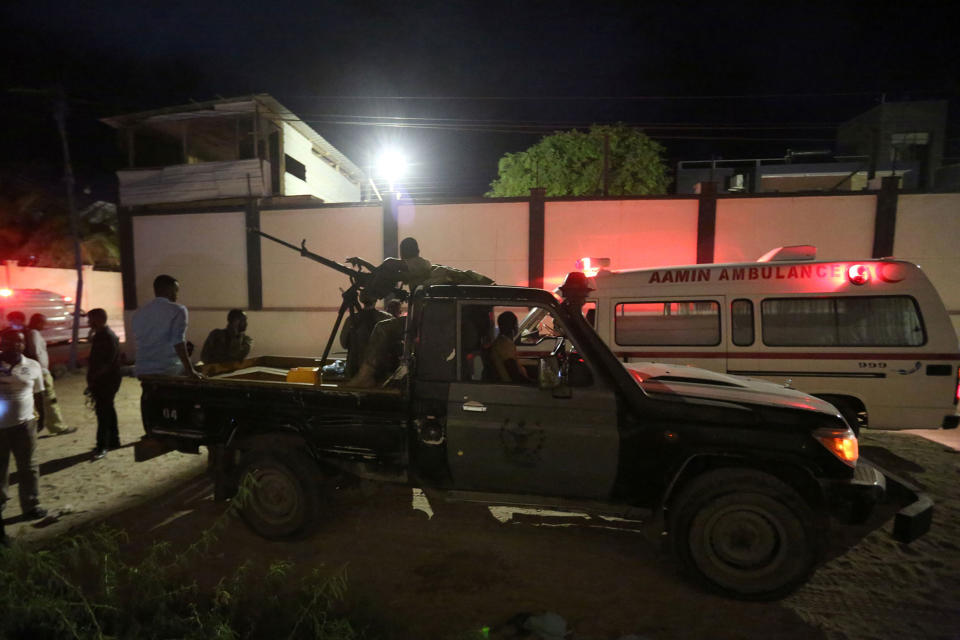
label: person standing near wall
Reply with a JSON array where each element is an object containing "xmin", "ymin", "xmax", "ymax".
[
  {"xmin": 6, "ymin": 312, "xmax": 75, "ymax": 436},
  {"xmin": 86, "ymin": 309, "xmax": 122, "ymax": 460},
  {"xmin": 0, "ymin": 328, "xmax": 48, "ymax": 530},
  {"xmin": 131, "ymin": 275, "xmax": 201, "ymax": 379}
]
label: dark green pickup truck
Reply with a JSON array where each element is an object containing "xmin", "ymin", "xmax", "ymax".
[{"xmin": 137, "ymin": 284, "xmax": 931, "ymax": 599}]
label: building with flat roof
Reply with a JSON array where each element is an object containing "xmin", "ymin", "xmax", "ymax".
[{"xmin": 102, "ymin": 94, "xmax": 367, "ymax": 207}]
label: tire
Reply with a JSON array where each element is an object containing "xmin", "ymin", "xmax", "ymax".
[
  {"xmin": 235, "ymin": 448, "xmax": 322, "ymax": 539},
  {"xmin": 669, "ymin": 468, "xmax": 820, "ymax": 600}
]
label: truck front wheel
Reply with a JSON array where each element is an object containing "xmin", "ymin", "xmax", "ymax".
[
  {"xmin": 669, "ymin": 468, "xmax": 820, "ymax": 600},
  {"xmin": 235, "ymin": 448, "xmax": 321, "ymax": 539}
]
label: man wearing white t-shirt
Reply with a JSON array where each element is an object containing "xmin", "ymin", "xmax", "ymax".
[{"xmin": 0, "ymin": 328, "xmax": 48, "ymax": 542}]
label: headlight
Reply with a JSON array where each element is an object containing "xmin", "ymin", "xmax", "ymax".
[{"xmin": 813, "ymin": 427, "xmax": 858, "ymax": 467}]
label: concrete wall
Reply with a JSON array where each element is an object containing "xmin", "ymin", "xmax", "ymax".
[
  {"xmin": 126, "ymin": 191, "xmax": 960, "ymax": 360},
  {"xmin": 894, "ymin": 193, "xmax": 960, "ymax": 334},
  {"xmin": 545, "ymin": 199, "xmax": 699, "ymax": 290},
  {"xmin": 132, "ymin": 212, "xmax": 248, "ymax": 310},
  {"xmin": 715, "ymin": 195, "xmax": 877, "ymax": 263},
  {"xmin": 1, "ymin": 264, "xmax": 124, "ymax": 339},
  {"xmin": 397, "ymin": 201, "xmax": 529, "ymax": 285},
  {"xmin": 282, "ymin": 123, "xmax": 361, "ymax": 203}
]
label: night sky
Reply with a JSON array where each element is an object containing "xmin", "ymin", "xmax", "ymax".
[{"xmin": 1, "ymin": 1, "xmax": 958, "ymax": 201}]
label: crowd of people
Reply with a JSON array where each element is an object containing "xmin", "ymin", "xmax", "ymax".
[{"xmin": 0, "ymin": 274, "xmax": 253, "ymax": 546}]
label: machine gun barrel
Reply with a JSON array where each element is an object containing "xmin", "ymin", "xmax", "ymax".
[{"xmin": 249, "ymin": 228, "xmax": 366, "ymax": 282}]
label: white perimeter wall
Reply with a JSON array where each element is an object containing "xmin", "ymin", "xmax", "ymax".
[
  {"xmin": 545, "ymin": 199, "xmax": 700, "ymax": 290},
  {"xmin": 127, "ymin": 192, "xmax": 960, "ymax": 359},
  {"xmin": 715, "ymin": 195, "xmax": 877, "ymax": 262},
  {"xmin": 895, "ymin": 193, "xmax": 960, "ymax": 335},
  {"xmin": 397, "ymin": 202, "xmax": 529, "ymax": 285},
  {"xmin": 282, "ymin": 123, "xmax": 361, "ymax": 203}
]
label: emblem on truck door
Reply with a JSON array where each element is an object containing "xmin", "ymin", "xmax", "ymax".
[{"xmin": 499, "ymin": 419, "xmax": 545, "ymax": 467}]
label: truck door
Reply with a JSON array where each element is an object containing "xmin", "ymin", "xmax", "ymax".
[{"xmin": 445, "ymin": 302, "xmax": 619, "ymax": 499}]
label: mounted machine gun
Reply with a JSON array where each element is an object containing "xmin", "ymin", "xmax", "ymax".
[{"xmin": 249, "ymin": 229, "xmax": 408, "ymax": 369}]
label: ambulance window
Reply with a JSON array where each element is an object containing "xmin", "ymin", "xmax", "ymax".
[
  {"xmin": 615, "ymin": 301, "xmax": 721, "ymax": 346},
  {"xmin": 731, "ymin": 299, "xmax": 754, "ymax": 346},
  {"xmin": 761, "ymin": 296, "xmax": 925, "ymax": 347}
]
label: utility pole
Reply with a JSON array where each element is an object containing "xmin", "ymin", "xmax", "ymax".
[{"xmin": 53, "ymin": 89, "xmax": 84, "ymax": 370}]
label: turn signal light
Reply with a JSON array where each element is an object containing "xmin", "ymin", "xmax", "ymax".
[{"xmin": 813, "ymin": 427, "xmax": 859, "ymax": 467}]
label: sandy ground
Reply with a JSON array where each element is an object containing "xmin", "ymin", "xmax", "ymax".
[{"xmin": 3, "ymin": 372, "xmax": 960, "ymax": 639}]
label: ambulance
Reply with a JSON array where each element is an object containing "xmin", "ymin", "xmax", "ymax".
[{"xmin": 538, "ymin": 247, "xmax": 960, "ymax": 431}]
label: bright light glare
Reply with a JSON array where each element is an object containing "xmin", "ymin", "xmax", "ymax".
[
  {"xmin": 376, "ymin": 149, "xmax": 407, "ymax": 190},
  {"xmin": 0, "ymin": 288, "xmax": 12, "ymax": 297}
]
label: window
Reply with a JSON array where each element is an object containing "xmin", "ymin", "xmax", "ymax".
[
  {"xmin": 731, "ymin": 299, "xmax": 754, "ymax": 346},
  {"xmin": 615, "ymin": 301, "xmax": 721, "ymax": 346},
  {"xmin": 284, "ymin": 154, "xmax": 306, "ymax": 181},
  {"xmin": 462, "ymin": 303, "xmax": 591, "ymax": 385},
  {"xmin": 761, "ymin": 296, "xmax": 925, "ymax": 347}
]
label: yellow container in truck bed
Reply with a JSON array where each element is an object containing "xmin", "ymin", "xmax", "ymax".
[{"xmin": 286, "ymin": 367, "xmax": 319, "ymax": 384}]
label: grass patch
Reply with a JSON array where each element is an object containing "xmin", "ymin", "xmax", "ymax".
[{"xmin": 0, "ymin": 476, "xmax": 377, "ymax": 639}]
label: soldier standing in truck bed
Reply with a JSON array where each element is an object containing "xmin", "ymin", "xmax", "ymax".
[{"xmin": 339, "ymin": 290, "xmax": 391, "ymax": 378}]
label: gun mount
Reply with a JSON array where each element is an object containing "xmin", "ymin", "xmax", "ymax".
[{"xmin": 249, "ymin": 228, "xmax": 407, "ymax": 372}]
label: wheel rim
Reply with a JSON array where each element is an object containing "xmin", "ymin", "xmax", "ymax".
[
  {"xmin": 701, "ymin": 504, "xmax": 786, "ymax": 572},
  {"xmin": 247, "ymin": 466, "xmax": 302, "ymax": 526}
]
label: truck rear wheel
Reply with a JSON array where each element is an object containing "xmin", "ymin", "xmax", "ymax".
[
  {"xmin": 235, "ymin": 448, "xmax": 321, "ymax": 539},
  {"xmin": 669, "ymin": 468, "xmax": 820, "ymax": 600}
]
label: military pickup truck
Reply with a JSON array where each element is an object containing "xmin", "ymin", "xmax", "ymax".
[{"xmin": 136, "ymin": 283, "xmax": 932, "ymax": 600}]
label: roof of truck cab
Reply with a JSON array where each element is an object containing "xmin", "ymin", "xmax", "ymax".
[{"xmin": 418, "ymin": 284, "xmax": 558, "ymax": 305}]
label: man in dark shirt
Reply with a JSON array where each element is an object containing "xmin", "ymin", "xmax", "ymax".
[
  {"xmin": 87, "ymin": 309, "xmax": 122, "ymax": 460},
  {"xmin": 201, "ymin": 309, "xmax": 252, "ymax": 365},
  {"xmin": 340, "ymin": 290, "xmax": 391, "ymax": 378}
]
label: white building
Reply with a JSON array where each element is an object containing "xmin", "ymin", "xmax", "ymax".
[{"xmin": 102, "ymin": 94, "xmax": 366, "ymax": 206}]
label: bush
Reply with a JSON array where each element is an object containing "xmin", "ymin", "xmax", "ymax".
[{"xmin": 0, "ymin": 516, "xmax": 360, "ymax": 639}]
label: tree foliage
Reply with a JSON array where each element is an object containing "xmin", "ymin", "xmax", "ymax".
[
  {"xmin": 486, "ymin": 124, "xmax": 670, "ymax": 197},
  {"xmin": 0, "ymin": 175, "xmax": 119, "ymax": 270}
]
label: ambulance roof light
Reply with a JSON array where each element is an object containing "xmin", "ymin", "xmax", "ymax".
[
  {"xmin": 575, "ymin": 257, "xmax": 610, "ymax": 277},
  {"xmin": 756, "ymin": 245, "xmax": 817, "ymax": 262}
]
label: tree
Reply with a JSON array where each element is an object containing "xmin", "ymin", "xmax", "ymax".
[{"xmin": 486, "ymin": 124, "xmax": 670, "ymax": 197}]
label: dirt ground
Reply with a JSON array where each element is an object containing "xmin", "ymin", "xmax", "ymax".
[{"xmin": 4, "ymin": 372, "xmax": 960, "ymax": 639}]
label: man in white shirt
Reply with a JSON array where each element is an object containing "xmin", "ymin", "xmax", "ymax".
[
  {"xmin": 0, "ymin": 327, "xmax": 48, "ymax": 537},
  {"xmin": 14, "ymin": 312, "xmax": 75, "ymax": 436},
  {"xmin": 131, "ymin": 274, "xmax": 200, "ymax": 378}
]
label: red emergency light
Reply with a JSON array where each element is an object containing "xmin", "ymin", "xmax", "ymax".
[
  {"xmin": 575, "ymin": 257, "xmax": 610, "ymax": 278},
  {"xmin": 848, "ymin": 264, "xmax": 870, "ymax": 285}
]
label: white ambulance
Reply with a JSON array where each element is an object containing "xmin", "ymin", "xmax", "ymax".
[{"xmin": 549, "ymin": 247, "xmax": 960, "ymax": 431}]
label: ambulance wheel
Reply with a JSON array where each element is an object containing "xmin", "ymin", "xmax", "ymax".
[
  {"xmin": 235, "ymin": 448, "xmax": 322, "ymax": 539},
  {"xmin": 669, "ymin": 468, "xmax": 820, "ymax": 600}
]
